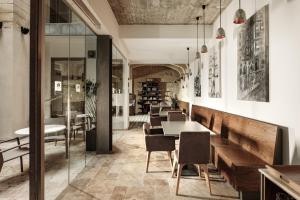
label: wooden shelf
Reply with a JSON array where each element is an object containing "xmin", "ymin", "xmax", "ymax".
[{"xmin": 138, "ymin": 80, "xmax": 164, "ymax": 114}]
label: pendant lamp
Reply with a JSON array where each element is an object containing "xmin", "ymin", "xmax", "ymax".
[
  {"xmin": 234, "ymin": 0, "xmax": 246, "ymax": 24},
  {"xmin": 216, "ymin": 0, "xmax": 225, "ymax": 39},
  {"xmin": 201, "ymin": 4, "xmax": 208, "ymax": 53}
]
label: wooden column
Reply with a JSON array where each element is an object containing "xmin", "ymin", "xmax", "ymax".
[
  {"xmin": 96, "ymin": 35, "xmax": 112, "ymax": 154},
  {"xmin": 30, "ymin": 0, "xmax": 45, "ymax": 199}
]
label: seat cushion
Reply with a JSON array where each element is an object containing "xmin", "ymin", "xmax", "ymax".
[{"xmin": 215, "ymin": 146, "xmax": 266, "ymax": 168}]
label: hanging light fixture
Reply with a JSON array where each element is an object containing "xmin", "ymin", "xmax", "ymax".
[
  {"xmin": 201, "ymin": 4, "xmax": 208, "ymax": 53},
  {"xmin": 186, "ymin": 47, "xmax": 192, "ymax": 77},
  {"xmin": 216, "ymin": 0, "xmax": 226, "ymax": 39},
  {"xmin": 195, "ymin": 17, "xmax": 201, "ymax": 59},
  {"xmin": 234, "ymin": 0, "xmax": 246, "ymax": 24}
]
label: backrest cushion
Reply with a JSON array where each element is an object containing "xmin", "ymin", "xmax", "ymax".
[{"xmin": 178, "ymin": 132, "xmax": 210, "ymax": 164}]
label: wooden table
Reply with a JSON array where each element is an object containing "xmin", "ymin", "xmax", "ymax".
[{"xmin": 161, "ymin": 121, "xmax": 215, "ymax": 137}]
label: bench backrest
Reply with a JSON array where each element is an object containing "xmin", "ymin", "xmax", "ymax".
[
  {"xmin": 191, "ymin": 105, "xmax": 213, "ymax": 128},
  {"xmin": 177, "ymin": 100, "xmax": 189, "ymax": 116},
  {"xmin": 191, "ymin": 105, "xmax": 282, "ymax": 165}
]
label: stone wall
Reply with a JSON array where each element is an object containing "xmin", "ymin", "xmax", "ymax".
[
  {"xmin": 133, "ymin": 68, "xmax": 180, "ymax": 114},
  {"xmin": 0, "ymin": 0, "xmax": 30, "ymax": 139}
]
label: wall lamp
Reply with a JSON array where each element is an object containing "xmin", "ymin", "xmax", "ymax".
[{"xmin": 21, "ymin": 26, "xmax": 30, "ymax": 35}]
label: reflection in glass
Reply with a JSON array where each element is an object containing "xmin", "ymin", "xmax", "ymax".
[
  {"xmin": 43, "ymin": 0, "xmax": 97, "ymax": 199},
  {"xmin": 112, "ymin": 46, "xmax": 126, "ymax": 130}
]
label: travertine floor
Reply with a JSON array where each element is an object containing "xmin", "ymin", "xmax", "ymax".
[
  {"xmin": 57, "ymin": 127, "xmax": 239, "ymax": 200},
  {"xmin": 0, "ymin": 136, "xmax": 93, "ymax": 200}
]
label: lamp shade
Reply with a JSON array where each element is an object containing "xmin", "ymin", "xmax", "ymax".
[
  {"xmin": 216, "ymin": 27, "xmax": 225, "ymax": 39},
  {"xmin": 201, "ymin": 44, "xmax": 208, "ymax": 53},
  {"xmin": 234, "ymin": 8, "xmax": 246, "ymax": 24}
]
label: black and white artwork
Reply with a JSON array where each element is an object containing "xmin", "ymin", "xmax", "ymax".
[
  {"xmin": 208, "ymin": 43, "xmax": 221, "ymax": 98},
  {"xmin": 237, "ymin": 5, "xmax": 269, "ymax": 102},
  {"xmin": 194, "ymin": 60, "xmax": 201, "ymax": 97}
]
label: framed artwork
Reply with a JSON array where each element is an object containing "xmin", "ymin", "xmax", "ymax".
[
  {"xmin": 208, "ymin": 42, "xmax": 222, "ymax": 98},
  {"xmin": 194, "ymin": 60, "xmax": 201, "ymax": 97},
  {"xmin": 237, "ymin": 5, "xmax": 269, "ymax": 102}
]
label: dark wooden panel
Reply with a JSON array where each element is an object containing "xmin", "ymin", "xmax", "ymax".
[
  {"xmin": 30, "ymin": 0, "xmax": 45, "ymax": 199},
  {"xmin": 96, "ymin": 35, "xmax": 112, "ymax": 154}
]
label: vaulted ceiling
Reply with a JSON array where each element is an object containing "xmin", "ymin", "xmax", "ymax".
[{"xmin": 107, "ymin": 0, "xmax": 232, "ymax": 25}]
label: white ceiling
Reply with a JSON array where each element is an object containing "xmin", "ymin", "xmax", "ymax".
[
  {"xmin": 120, "ymin": 25, "xmax": 213, "ymax": 64},
  {"xmin": 124, "ymin": 38, "xmax": 207, "ymax": 64}
]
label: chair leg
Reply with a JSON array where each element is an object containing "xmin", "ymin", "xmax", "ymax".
[
  {"xmin": 167, "ymin": 151, "xmax": 173, "ymax": 169},
  {"xmin": 171, "ymin": 158, "xmax": 177, "ymax": 178},
  {"xmin": 202, "ymin": 164, "xmax": 212, "ymax": 195},
  {"xmin": 197, "ymin": 164, "xmax": 202, "ymax": 179},
  {"xmin": 146, "ymin": 151, "xmax": 151, "ymax": 173},
  {"xmin": 176, "ymin": 164, "xmax": 183, "ymax": 195},
  {"xmin": 20, "ymin": 156, "xmax": 24, "ymax": 172}
]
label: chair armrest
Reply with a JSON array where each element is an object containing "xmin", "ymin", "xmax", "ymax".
[
  {"xmin": 0, "ymin": 143, "xmax": 29, "ymax": 153},
  {"xmin": 145, "ymin": 135, "xmax": 175, "ymax": 151}
]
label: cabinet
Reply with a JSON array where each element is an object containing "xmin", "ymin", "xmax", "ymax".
[{"xmin": 260, "ymin": 165, "xmax": 300, "ymax": 200}]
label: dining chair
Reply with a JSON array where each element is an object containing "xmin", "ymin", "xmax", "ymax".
[
  {"xmin": 0, "ymin": 137, "xmax": 29, "ymax": 173},
  {"xmin": 150, "ymin": 105, "xmax": 160, "ymax": 116},
  {"xmin": 172, "ymin": 131, "xmax": 211, "ymax": 195},
  {"xmin": 150, "ymin": 115, "xmax": 163, "ymax": 127},
  {"xmin": 168, "ymin": 112, "xmax": 186, "ymax": 121},
  {"xmin": 143, "ymin": 123, "xmax": 176, "ymax": 173}
]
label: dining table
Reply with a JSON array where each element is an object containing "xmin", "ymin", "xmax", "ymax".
[
  {"xmin": 161, "ymin": 121, "xmax": 215, "ymax": 176},
  {"xmin": 15, "ymin": 124, "xmax": 68, "ymax": 158},
  {"xmin": 161, "ymin": 121, "xmax": 215, "ymax": 137},
  {"xmin": 15, "ymin": 124, "xmax": 66, "ymax": 136}
]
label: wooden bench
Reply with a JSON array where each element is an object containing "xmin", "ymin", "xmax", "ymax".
[
  {"xmin": 177, "ymin": 100, "xmax": 189, "ymax": 116},
  {"xmin": 191, "ymin": 105, "xmax": 282, "ymax": 199}
]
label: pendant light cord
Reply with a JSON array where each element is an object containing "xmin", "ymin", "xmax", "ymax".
[
  {"xmin": 239, "ymin": 0, "xmax": 241, "ymax": 9},
  {"xmin": 203, "ymin": 5, "xmax": 206, "ymax": 45},
  {"xmin": 187, "ymin": 48, "xmax": 190, "ymax": 66},
  {"xmin": 196, "ymin": 17, "xmax": 199, "ymax": 52},
  {"xmin": 219, "ymin": 0, "xmax": 222, "ymax": 28}
]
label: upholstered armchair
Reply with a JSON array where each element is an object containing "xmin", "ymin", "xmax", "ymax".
[{"xmin": 143, "ymin": 123, "xmax": 176, "ymax": 173}]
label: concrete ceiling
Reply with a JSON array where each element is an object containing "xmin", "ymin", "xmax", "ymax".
[{"xmin": 107, "ymin": 0, "xmax": 232, "ymax": 25}]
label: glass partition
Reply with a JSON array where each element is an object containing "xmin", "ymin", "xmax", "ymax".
[
  {"xmin": 112, "ymin": 45, "xmax": 126, "ymax": 130},
  {"xmin": 43, "ymin": 1, "xmax": 97, "ymax": 198}
]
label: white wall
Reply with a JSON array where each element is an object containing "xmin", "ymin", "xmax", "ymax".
[{"xmin": 179, "ymin": 0, "xmax": 300, "ymax": 164}]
